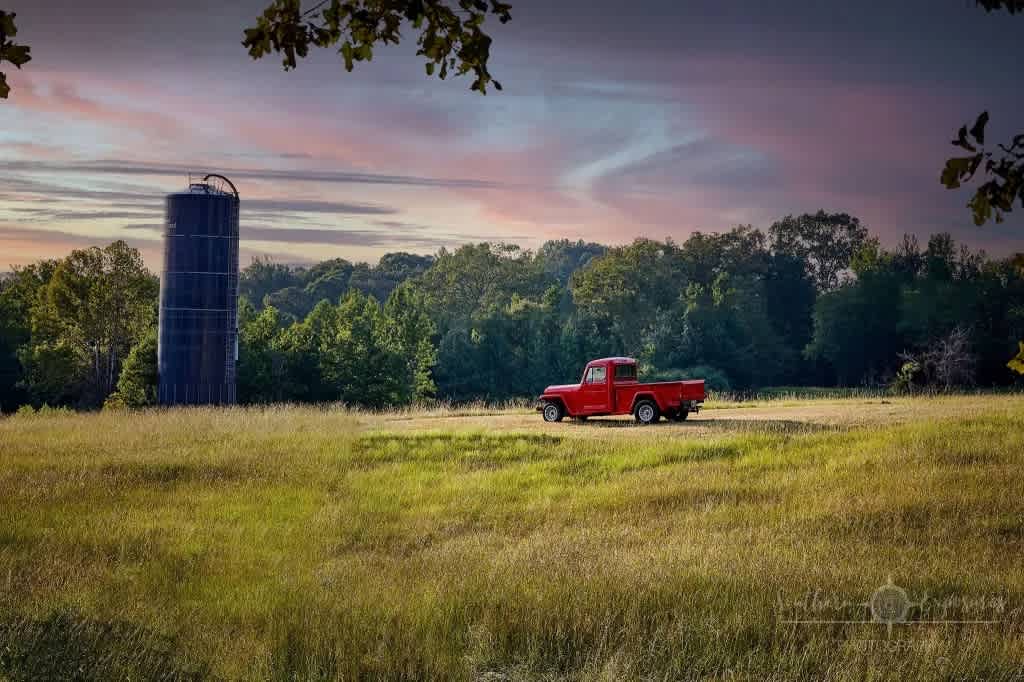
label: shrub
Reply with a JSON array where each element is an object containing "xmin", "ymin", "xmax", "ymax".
[
  {"xmin": 13, "ymin": 404, "xmax": 73, "ymax": 418},
  {"xmin": 894, "ymin": 327, "xmax": 976, "ymax": 393},
  {"xmin": 102, "ymin": 393, "xmax": 129, "ymax": 411},
  {"xmin": 893, "ymin": 360, "xmax": 923, "ymax": 394},
  {"xmin": 37, "ymin": 404, "xmax": 72, "ymax": 417}
]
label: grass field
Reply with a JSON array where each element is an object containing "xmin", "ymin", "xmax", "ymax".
[{"xmin": 1, "ymin": 395, "xmax": 1023, "ymax": 680}]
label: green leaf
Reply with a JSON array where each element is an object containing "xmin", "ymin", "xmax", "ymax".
[
  {"xmin": 425, "ymin": 62, "xmax": 434, "ymax": 75},
  {"xmin": 1013, "ymin": 254, "xmax": 1024, "ymax": 273},
  {"xmin": 970, "ymin": 111, "xmax": 989, "ymax": 145},
  {"xmin": 940, "ymin": 157, "xmax": 976, "ymax": 189},
  {"xmin": 5, "ymin": 44, "xmax": 31, "ymax": 67},
  {"xmin": 1008, "ymin": 341, "xmax": 1024, "ymax": 375},
  {"xmin": 968, "ymin": 191, "xmax": 992, "ymax": 226},
  {"xmin": 0, "ymin": 12, "xmax": 16, "ymax": 38},
  {"xmin": 340, "ymin": 41, "xmax": 354, "ymax": 70},
  {"xmin": 953, "ymin": 125, "xmax": 976, "ymax": 152}
]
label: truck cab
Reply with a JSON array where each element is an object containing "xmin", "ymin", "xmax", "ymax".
[{"xmin": 538, "ymin": 357, "xmax": 705, "ymax": 424}]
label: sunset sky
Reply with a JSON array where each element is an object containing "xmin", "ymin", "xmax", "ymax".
[{"xmin": 2, "ymin": 0, "xmax": 1023, "ymax": 270}]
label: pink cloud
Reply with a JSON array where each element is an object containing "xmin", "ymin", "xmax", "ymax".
[{"xmin": 10, "ymin": 76, "xmax": 183, "ymax": 140}]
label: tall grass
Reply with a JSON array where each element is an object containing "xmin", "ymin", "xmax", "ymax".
[
  {"xmin": 704, "ymin": 385, "xmax": 1024, "ymax": 407},
  {"xmin": 1, "ymin": 397, "xmax": 1023, "ymax": 680}
]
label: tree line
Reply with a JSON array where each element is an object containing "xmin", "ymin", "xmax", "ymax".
[{"xmin": 1, "ymin": 211, "xmax": 1022, "ymax": 412}]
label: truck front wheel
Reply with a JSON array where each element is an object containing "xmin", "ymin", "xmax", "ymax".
[
  {"xmin": 542, "ymin": 401, "xmax": 564, "ymax": 422},
  {"xmin": 634, "ymin": 400, "xmax": 660, "ymax": 425}
]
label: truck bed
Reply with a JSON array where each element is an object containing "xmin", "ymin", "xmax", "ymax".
[{"xmin": 613, "ymin": 379, "xmax": 705, "ymax": 411}]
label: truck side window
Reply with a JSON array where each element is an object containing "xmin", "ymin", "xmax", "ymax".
[
  {"xmin": 614, "ymin": 364, "xmax": 636, "ymax": 380},
  {"xmin": 587, "ymin": 366, "xmax": 606, "ymax": 384}
]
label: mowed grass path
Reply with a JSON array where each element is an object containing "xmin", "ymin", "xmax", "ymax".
[{"xmin": 1, "ymin": 396, "xmax": 1023, "ymax": 680}]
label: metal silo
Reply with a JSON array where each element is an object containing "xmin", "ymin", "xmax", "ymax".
[{"xmin": 158, "ymin": 174, "xmax": 240, "ymax": 405}]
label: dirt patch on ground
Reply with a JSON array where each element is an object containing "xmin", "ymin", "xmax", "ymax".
[{"xmin": 358, "ymin": 396, "xmax": 996, "ymax": 441}]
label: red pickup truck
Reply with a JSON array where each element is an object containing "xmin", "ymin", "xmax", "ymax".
[{"xmin": 537, "ymin": 357, "xmax": 705, "ymax": 424}]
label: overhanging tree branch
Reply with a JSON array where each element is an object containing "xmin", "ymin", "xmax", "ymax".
[
  {"xmin": 0, "ymin": 10, "xmax": 31, "ymax": 99},
  {"xmin": 941, "ymin": 1, "xmax": 1024, "ymax": 226},
  {"xmin": 243, "ymin": 0, "xmax": 512, "ymax": 94},
  {"xmin": 941, "ymin": 112, "xmax": 1024, "ymax": 225}
]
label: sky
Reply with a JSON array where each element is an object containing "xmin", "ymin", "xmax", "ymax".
[{"xmin": 2, "ymin": 0, "xmax": 1023, "ymax": 271}]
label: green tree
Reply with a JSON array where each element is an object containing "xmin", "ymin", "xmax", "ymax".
[
  {"xmin": 244, "ymin": 0, "xmax": 512, "ymax": 93},
  {"xmin": 322, "ymin": 291, "xmax": 406, "ymax": 407},
  {"xmin": 303, "ymin": 257, "xmax": 354, "ymax": 310},
  {"xmin": 356, "ymin": 252, "xmax": 433, "ymax": 301},
  {"xmin": 0, "ymin": 11, "xmax": 30, "ymax": 99},
  {"xmin": 415, "ymin": 242, "xmax": 549, "ymax": 335},
  {"xmin": 237, "ymin": 303, "xmax": 287, "ymax": 403},
  {"xmin": 679, "ymin": 226, "xmax": 770, "ymax": 288},
  {"xmin": 769, "ymin": 212, "xmax": 870, "ymax": 291},
  {"xmin": 535, "ymin": 240, "xmax": 607, "ymax": 284},
  {"xmin": 384, "ymin": 281, "xmax": 437, "ymax": 401},
  {"xmin": 805, "ymin": 267, "xmax": 905, "ymax": 385},
  {"xmin": 20, "ymin": 242, "xmax": 158, "ymax": 407},
  {"xmin": 671, "ymin": 272, "xmax": 791, "ymax": 389},
  {"xmin": 278, "ymin": 298, "xmax": 346, "ymax": 402},
  {"xmin": 434, "ymin": 326, "xmax": 482, "ymax": 400},
  {"xmin": 17, "ymin": 342, "xmax": 84, "ymax": 407},
  {"xmin": 571, "ymin": 238, "xmax": 687, "ymax": 355},
  {"xmin": 264, "ymin": 286, "xmax": 313, "ymax": 322},
  {"xmin": 239, "ymin": 257, "xmax": 304, "ymax": 310},
  {"xmin": 0, "ymin": 262, "xmax": 56, "ymax": 411},
  {"xmin": 105, "ymin": 327, "xmax": 158, "ymax": 408},
  {"xmin": 763, "ymin": 252, "xmax": 817, "ymax": 369}
]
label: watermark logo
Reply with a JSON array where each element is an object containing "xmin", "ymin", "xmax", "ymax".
[
  {"xmin": 778, "ymin": 575, "xmax": 1005, "ymax": 637},
  {"xmin": 866, "ymin": 576, "xmax": 916, "ymax": 635}
]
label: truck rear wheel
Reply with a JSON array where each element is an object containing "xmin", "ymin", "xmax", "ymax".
[
  {"xmin": 634, "ymin": 400, "xmax": 659, "ymax": 425},
  {"xmin": 542, "ymin": 401, "xmax": 564, "ymax": 422}
]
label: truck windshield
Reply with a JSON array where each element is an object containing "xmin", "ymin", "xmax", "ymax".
[{"xmin": 614, "ymin": 364, "xmax": 637, "ymax": 380}]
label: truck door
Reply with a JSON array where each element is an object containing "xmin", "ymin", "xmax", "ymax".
[{"xmin": 580, "ymin": 364, "xmax": 609, "ymax": 413}]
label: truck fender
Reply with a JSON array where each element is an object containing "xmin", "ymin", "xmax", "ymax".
[
  {"xmin": 539, "ymin": 395, "xmax": 570, "ymax": 416},
  {"xmin": 629, "ymin": 393, "xmax": 657, "ymax": 412}
]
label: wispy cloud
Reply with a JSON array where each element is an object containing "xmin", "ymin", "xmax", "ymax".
[
  {"xmin": 244, "ymin": 199, "xmax": 397, "ymax": 215},
  {"xmin": 0, "ymin": 224, "xmax": 160, "ymax": 269},
  {"xmin": 118, "ymin": 222, "xmax": 523, "ymax": 250},
  {"xmin": 10, "ymin": 208, "xmax": 159, "ymax": 222},
  {"xmin": 243, "ymin": 226, "xmax": 467, "ymax": 249},
  {"xmin": 0, "ymin": 225, "xmax": 155, "ymax": 246},
  {"xmin": 1, "ymin": 160, "xmax": 505, "ymax": 190}
]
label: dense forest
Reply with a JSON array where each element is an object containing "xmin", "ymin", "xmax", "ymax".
[{"xmin": 1, "ymin": 211, "xmax": 1022, "ymax": 411}]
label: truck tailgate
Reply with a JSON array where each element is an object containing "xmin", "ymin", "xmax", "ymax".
[{"xmin": 681, "ymin": 380, "xmax": 705, "ymax": 401}]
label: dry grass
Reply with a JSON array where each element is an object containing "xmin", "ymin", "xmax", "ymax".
[{"xmin": 1, "ymin": 396, "xmax": 1023, "ymax": 680}]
